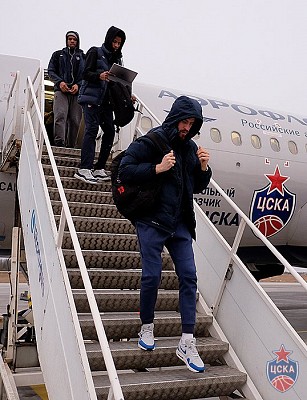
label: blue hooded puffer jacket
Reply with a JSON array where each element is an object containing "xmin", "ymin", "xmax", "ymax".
[{"xmin": 118, "ymin": 96, "xmax": 212, "ymax": 238}]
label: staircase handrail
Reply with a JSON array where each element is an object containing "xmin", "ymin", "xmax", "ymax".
[
  {"xmin": 132, "ymin": 94, "xmax": 307, "ymax": 294},
  {"xmin": 209, "ymin": 178, "xmax": 307, "ymax": 291},
  {"xmin": 25, "ymin": 75, "xmax": 124, "ymax": 400}
]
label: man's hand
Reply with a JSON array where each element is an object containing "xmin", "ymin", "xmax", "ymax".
[
  {"xmin": 99, "ymin": 71, "xmax": 109, "ymax": 81},
  {"xmin": 156, "ymin": 150, "xmax": 176, "ymax": 174},
  {"xmin": 69, "ymin": 84, "xmax": 78, "ymax": 95},
  {"xmin": 197, "ymin": 146, "xmax": 210, "ymax": 171},
  {"xmin": 59, "ymin": 81, "xmax": 70, "ymax": 93}
]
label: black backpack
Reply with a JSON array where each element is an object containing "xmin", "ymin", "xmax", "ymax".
[
  {"xmin": 109, "ymin": 81, "xmax": 135, "ymax": 132},
  {"xmin": 110, "ymin": 131, "xmax": 169, "ymax": 222}
]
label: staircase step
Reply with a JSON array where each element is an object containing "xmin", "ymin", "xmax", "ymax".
[
  {"xmin": 45, "ymin": 145, "xmax": 82, "ymax": 158},
  {"xmin": 86, "ymin": 336, "xmax": 228, "ymax": 371},
  {"xmin": 68, "ymin": 269, "xmax": 177, "ymax": 289},
  {"xmin": 64, "ymin": 250, "xmax": 174, "ymax": 270},
  {"xmin": 55, "ymin": 215, "xmax": 135, "ymax": 234},
  {"xmin": 73, "ymin": 289, "xmax": 182, "ymax": 312},
  {"xmin": 42, "ymin": 154, "xmax": 80, "ymax": 168},
  {"xmin": 79, "ymin": 312, "xmax": 211, "ymax": 341},
  {"xmin": 49, "ymin": 187, "xmax": 113, "ymax": 204},
  {"xmin": 52, "ymin": 200, "xmax": 121, "ymax": 218},
  {"xmin": 43, "ymin": 164, "xmax": 79, "ymax": 178},
  {"xmin": 92, "ymin": 366, "xmax": 247, "ymax": 400},
  {"xmin": 44, "ymin": 145, "xmax": 108, "ymax": 161},
  {"xmin": 46, "ymin": 175, "xmax": 111, "ymax": 191},
  {"xmin": 63, "ymin": 232, "xmax": 139, "ymax": 251}
]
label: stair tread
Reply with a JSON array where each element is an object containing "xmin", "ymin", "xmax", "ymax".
[
  {"xmin": 86, "ymin": 337, "xmax": 229, "ymax": 370},
  {"xmin": 92, "ymin": 365, "xmax": 247, "ymax": 400},
  {"xmin": 86, "ymin": 336, "xmax": 226, "ymax": 352},
  {"xmin": 46, "ymin": 175, "xmax": 111, "ymax": 191},
  {"xmin": 69, "ymin": 269, "xmax": 177, "ymax": 289},
  {"xmin": 73, "ymin": 289, "xmax": 181, "ymax": 311},
  {"xmin": 73, "ymin": 288, "xmax": 178, "ymax": 295},
  {"xmin": 78, "ymin": 311, "xmax": 211, "ymax": 321},
  {"xmin": 93, "ymin": 365, "xmax": 246, "ymax": 385},
  {"xmin": 52, "ymin": 199, "xmax": 117, "ymax": 209}
]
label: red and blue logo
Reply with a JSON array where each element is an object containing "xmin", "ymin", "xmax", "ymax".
[
  {"xmin": 266, "ymin": 345, "xmax": 299, "ymax": 392},
  {"xmin": 250, "ymin": 165, "xmax": 296, "ymax": 237}
]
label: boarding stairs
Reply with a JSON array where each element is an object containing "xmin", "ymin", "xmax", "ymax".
[{"xmin": 2, "ymin": 64, "xmax": 307, "ymax": 399}]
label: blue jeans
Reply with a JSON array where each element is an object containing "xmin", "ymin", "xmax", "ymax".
[
  {"xmin": 136, "ymin": 221, "xmax": 197, "ymax": 334},
  {"xmin": 80, "ymin": 103, "xmax": 115, "ymax": 170}
]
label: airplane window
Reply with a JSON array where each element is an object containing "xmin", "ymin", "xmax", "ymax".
[
  {"xmin": 210, "ymin": 128, "xmax": 222, "ymax": 143},
  {"xmin": 288, "ymin": 140, "xmax": 298, "ymax": 155},
  {"xmin": 231, "ymin": 131, "xmax": 242, "ymax": 146},
  {"xmin": 140, "ymin": 116, "xmax": 153, "ymax": 133},
  {"xmin": 270, "ymin": 137, "xmax": 280, "ymax": 152},
  {"xmin": 251, "ymin": 134, "xmax": 261, "ymax": 149}
]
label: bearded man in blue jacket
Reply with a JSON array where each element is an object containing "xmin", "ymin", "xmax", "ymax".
[{"xmin": 119, "ymin": 96, "xmax": 212, "ymax": 373}]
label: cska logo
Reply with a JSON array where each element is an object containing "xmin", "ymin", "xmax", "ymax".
[
  {"xmin": 250, "ymin": 165, "xmax": 296, "ymax": 237},
  {"xmin": 266, "ymin": 345, "xmax": 299, "ymax": 393}
]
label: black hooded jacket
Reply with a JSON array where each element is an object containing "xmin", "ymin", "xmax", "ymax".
[
  {"xmin": 48, "ymin": 31, "xmax": 85, "ymax": 93},
  {"xmin": 118, "ymin": 96, "xmax": 212, "ymax": 238},
  {"xmin": 78, "ymin": 26, "xmax": 126, "ymax": 105}
]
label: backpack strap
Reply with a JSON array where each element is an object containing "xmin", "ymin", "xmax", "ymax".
[{"xmin": 145, "ymin": 130, "xmax": 170, "ymax": 155}]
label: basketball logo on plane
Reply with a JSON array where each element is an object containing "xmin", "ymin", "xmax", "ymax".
[
  {"xmin": 266, "ymin": 345, "xmax": 299, "ymax": 393},
  {"xmin": 250, "ymin": 165, "xmax": 296, "ymax": 237}
]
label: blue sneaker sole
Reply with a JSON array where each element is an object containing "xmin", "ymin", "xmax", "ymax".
[
  {"xmin": 138, "ymin": 339, "xmax": 155, "ymax": 351},
  {"xmin": 176, "ymin": 348, "xmax": 205, "ymax": 373}
]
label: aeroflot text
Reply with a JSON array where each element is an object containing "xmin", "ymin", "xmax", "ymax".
[{"xmin": 160, "ymin": 90, "xmax": 307, "ymax": 127}]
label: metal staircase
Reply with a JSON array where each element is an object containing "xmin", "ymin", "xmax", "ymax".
[
  {"xmin": 42, "ymin": 147, "xmax": 247, "ymax": 399},
  {"xmin": 3, "ymin": 59, "xmax": 307, "ymax": 400}
]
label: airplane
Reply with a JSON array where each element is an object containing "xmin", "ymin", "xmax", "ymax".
[
  {"xmin": 1, "ymin": 54, "xmax": 307, "ymax": 281},
  {"xmin": 126, "ymin": 82, "xmax": 307, "ymax": 280}
]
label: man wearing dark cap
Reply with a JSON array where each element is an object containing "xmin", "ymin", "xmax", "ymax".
[
  {"xmin": 75, "ymin": 26, "xmax": 126, "ymax": 184},
  {"xmin": 118, "ymin": 96, "xmax": 212, "ymax": 373},
  {"xmin": 48, "ymin": 31, "xmax": 85, "ymax": 147}
]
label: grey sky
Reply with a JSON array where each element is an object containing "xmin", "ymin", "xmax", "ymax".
[{"xmin": 1, "ymin": 0, "xmax": 307, "ymax": 116}]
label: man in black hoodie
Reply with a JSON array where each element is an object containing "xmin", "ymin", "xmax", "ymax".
[
  {"xmin": 75, "ymin": 26, "xmax": 126, "ymax": 184},
  {"xmin": 48, "ymin": 31, "xmax": 85, "ymax": 148}
]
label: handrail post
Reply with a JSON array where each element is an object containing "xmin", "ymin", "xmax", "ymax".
[
  {"xmin": 5, "ymin": 227, "xmax": 21, "ymax": 364},
  {"xmin": 56, "ymin": 207, "xmax": 66, "ymax": 249}
]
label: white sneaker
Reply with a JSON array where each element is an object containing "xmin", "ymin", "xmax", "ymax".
[
  {"xmin": 176, "ymin": 337, "xmax": 205, "ymax": 372},
  {"xmin": 92, "ymin": 169, "xmax": 111, "ymax": 182},
  {"xmin": 74, "ymin": 169, "xmax": 99, "ymax": 184},
  {"xmin": 138, "ymin": 323, "xmax": 155, "ymax": 351}
]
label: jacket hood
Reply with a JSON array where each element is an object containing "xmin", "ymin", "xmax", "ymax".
[
  {"xmin": 162, "ymin": 96, "xmax": 203, "ymax": 142},
  {"xmin": 104, "ymin": 26, "xmax": 126, "ymax": 54},
  {"xmin": 66, "ymin": 30, "xmax": 80, "ymax": 49}
]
